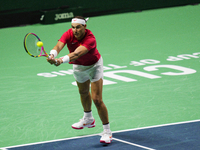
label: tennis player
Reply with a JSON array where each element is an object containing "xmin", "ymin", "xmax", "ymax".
[{"xmin": 47, "ymin": 16, "xmax": 112, "ymax": 144}]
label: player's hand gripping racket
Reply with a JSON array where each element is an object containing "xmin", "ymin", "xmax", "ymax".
[{"xmin": 23, "ymin": 33, "xmax": 57, "ymax": 64}]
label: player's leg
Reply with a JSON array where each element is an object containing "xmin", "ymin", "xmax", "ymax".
[
  {"xmin": 91, "ymin": 78, "xmax": 108, "ymax": 124},
  {"xmin": 71, "ymin": 80, "xmax": 95, "ymax": 129},
  {"xmin": 77, "ymin": 79, "xmax": 92, "ymax": 112},
  {"xmin": 91, "ymin": 78, "xmax": 112, "ymax": 144}
]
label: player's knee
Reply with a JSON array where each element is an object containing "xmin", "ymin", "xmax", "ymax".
[
  {"xmin": 92, "ymin": 95, "xmax": 102, "ymax": 107},
  {"xmin": 79, "ymin": 89, "xmax": 89, "ymax": 97}
]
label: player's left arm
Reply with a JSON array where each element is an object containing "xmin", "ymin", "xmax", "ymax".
[
  {"xmin": 55, "ymin": 45, "xmax": 88, "ymax": 65},
  {"xmin": 68, "ymin": 45, "xmax": 89, "ymax": 62}
]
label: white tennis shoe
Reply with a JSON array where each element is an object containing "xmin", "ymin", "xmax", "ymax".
[
  {"xmin": 100, "ymin": 129, "xmax": 112, "ymax": 144},
  {"xmin": 72, "ymin": 118, "xmax": 95, "ymax": 129}
]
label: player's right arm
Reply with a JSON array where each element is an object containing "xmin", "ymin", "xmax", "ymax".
[
  {"xmin": 51, "ymin": 41, "xmax": 65, "ymax": 57},
  {"xmin": 47, "ymin": 41, "xmax": 65, "ymax": 64}
]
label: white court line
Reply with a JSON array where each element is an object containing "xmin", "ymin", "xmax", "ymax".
[
  {"xmin": 112, "ymin": 119, "xmax": 200, "ymax": 134},
  {"xmin": 112, "ymin": 137, "xmax": 155, "ymax": 150},
  {"xmin": 0, "ymin": 134, "xmax": 100, "ymax": 149},
  {"xmin": 0, "ymin": 119, "xmax": 199, "ymax": 150}
]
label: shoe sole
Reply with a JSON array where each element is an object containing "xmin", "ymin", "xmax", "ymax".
[
  {"xmin": 72, "ymin": 124, "xmax": 96, "ymax": 130},
  {"xmin": 100, "ymin": 139, "xmax": 112, "ymax": 144}
]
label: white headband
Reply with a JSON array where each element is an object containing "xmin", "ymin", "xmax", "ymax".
[{"xmin": 71, "ymin": 18, "xmax": 89, "ymax": 25}]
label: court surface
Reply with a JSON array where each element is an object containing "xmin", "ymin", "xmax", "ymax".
[{"xmin": 0, "ymin": 4, "xmax": 200, "ymax": 150}]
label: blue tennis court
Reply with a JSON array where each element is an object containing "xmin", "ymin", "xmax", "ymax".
[{"xmin": 1, "ymin": 120, "xmax": 200, "ymax": 150}]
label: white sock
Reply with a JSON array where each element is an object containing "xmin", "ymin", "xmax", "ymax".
[
  {"xmin": 84, "ymin": 111, "xmax": 93, "ymax": 119},
  {"xmin": 103, "ymin": 123, "xmax": 111, "ymax": 132}
]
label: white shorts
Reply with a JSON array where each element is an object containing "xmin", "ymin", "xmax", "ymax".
[{"xmin": 73, "ymin": 57, "xmax": 103, "ymax": 83}]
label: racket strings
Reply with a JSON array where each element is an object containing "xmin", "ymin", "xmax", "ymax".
[{"xmin": 25, "ymin": 34, "xmax": 41, "ymax": 57}]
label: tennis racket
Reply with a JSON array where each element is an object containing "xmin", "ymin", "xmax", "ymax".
[{"xmin": 24, "ymin": 33, "xmax": 49, "ymax": 58}]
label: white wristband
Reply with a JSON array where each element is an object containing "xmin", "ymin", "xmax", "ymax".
[
  {"xmin": 50, "ymin": 50, "xmax": 58, "ymax": 57},
  {"xmin": 62, "ymin": 55, "xmax": 70, "ymax": 63}
]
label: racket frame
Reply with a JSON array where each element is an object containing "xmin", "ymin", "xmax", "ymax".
[{"xmin": 24, "ymin": 33, "xmax": 49, "ymax": 58}]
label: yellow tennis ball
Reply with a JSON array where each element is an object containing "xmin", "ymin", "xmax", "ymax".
[{"xmin": 37, "ymin": 41, "xmax": 43, "ymax": 47}]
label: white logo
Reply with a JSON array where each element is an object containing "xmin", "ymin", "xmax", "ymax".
[
  {"xmin": 40, "ymin": 15, "xmax": 44, "ymax": 21},
  {"xmin": 55, "ymin": 12, "xmax": 74, "ymax": 21},
  {"xmin": 37, "ymin": 52, "xmax": 200, "ymax": 86}
]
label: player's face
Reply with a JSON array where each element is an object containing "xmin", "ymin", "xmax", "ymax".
[{"xmin": 71, "ymin": 23, "xmax": 86, "ymax": 40}]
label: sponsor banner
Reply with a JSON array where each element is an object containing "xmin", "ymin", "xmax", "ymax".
[{"xmin": 40, "ymin": 7, "xmax": 83, "ymax": 24}]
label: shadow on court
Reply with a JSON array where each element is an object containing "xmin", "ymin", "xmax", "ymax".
[{"xmin": 5, "ymin": 120, "xmax": 200, "ymax": 150}]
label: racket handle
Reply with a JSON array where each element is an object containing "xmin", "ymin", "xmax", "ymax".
[
  {"xmin": 48, "ymin": 55, "xmax": 57, "ymax": 66},
  {"xmin": 54, "ymin": 60, "xmax": 58, "ymax": 66}
]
